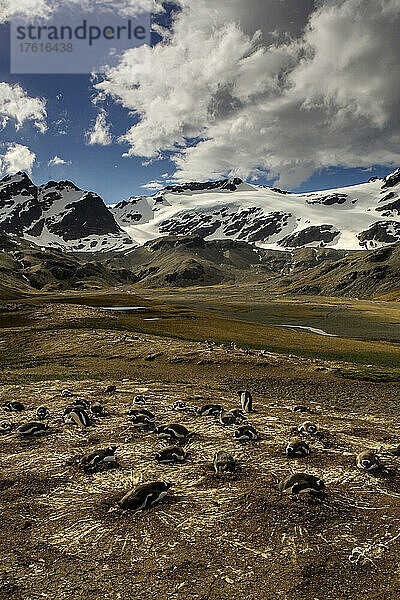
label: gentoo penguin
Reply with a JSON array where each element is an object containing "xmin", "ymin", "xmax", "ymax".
[
  {"xmin": 36, "ymin": 406, "xmax": 50, "ymax": 420},
  {"xmin": 105, "ymin": 385, "xmax": 116, "ymax": 394},
  {"xmin": 171, "ymin": 401, "xmax": 187, "ymax": 411},
  {"xmin": 127, "ymin": 408, "xmax": 155, "ymax": 420},
  {"xmin": 197, "ymin": 404, "xmax": 223, "ymax": 417},
  {"xmin": 0, "ymin": 421, "xmax": 13, "ymax": 434},
  {"xmin": 129, "ymin": 415, "xmax": 155, "ymax": 431},
  {"xmin": 285, "ymin": 440, "xmax": 311, "ymax": 458},
  {"xmin": 118, "ymin": 481, "xmax": 171, "ymax": 510},
  {"xmin": 230, "ymin": 409, "xmax": 245, "ymax": 422},
  {"xmin": 155, "ymin": 446, "xmax": 188, "ymax": 464},
  {"xmin": 154, "ymin": 424, "xmax": 191, "ymax": 441},
  {"xmin": 3, "ymin": 401, "xmax": 24, "ymax": 412},
  {"xmin": 17, "ymin": 422, "xmax": 49, "ymax": 436},
  {"xmin": 64, "ymin": 408, "xmax": 91, "ymax": 428},
  {"xmin": 356, "ymin": 450, "xmax": 381, "ymax": 472},
  {"xmin": 278, "ymin": 473, "xmax": 325, "ymax": 496},
  {"xmin": 91, "ymin": 402, "xmax": 107, "ymax": 416},
  {"xmin": 81, "ymin": 446, "xmax": 118, "ymax": 472},
  {"xmin": 238, "ymin": 390, "xmax": 253, "ymax": 413},
  {"xmin": 218, "ymin": 410, "xmax": 237, "ymax": 426},
  {"xmin": 298, "ymin": 421, "xmax": 318, "ymax": 436},
  {"xmin": 234, "ymin": 425, "xmax": 258, "ymax": 442},
  {"xmin": 73, "ymin": 398, "xmax": 90, "ymax": 410},
  {"xmin": 293, "ymin": 405, "xmax": 312, "ymax": 413},
  {"xmin": 134, "ymin": 395, "xmax": 146, "ymax": 405},
  {"xmin": 213, "ymin": 451, "xmax": 237, "ymax": 474}
]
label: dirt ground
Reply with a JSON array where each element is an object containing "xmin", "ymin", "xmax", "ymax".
[{"xmin": 1, "ymin": 301, "xmax": 400, "ymax": 600}]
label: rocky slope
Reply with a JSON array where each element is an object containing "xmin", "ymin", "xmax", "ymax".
[
  {"xmin": 0, "ymin": 172, "xmax": 135, "ymax": 253},
  {"xmin": 0, "ymin": 233, "xmax": 137, "ymax": 298}
]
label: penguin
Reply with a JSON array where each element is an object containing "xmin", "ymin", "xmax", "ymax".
[
  {"xmin": 392, "ymin": 445, "xmax": 400, "ymax": 456},
  {"xmin": 213, "ymin": 451, "xmax": 237, "ymax": 474},
  {"xmin": 91, "ymin": 402, "xmax": 107, "ymax": 416},
  {"xmin": 293, "ymin": 405, "xmax": 312, "ymax": 413},
  {"xmin": 278, "ymin": 473, "xmax": 325, "ymax": 496},
  {"xmin": 238, "ymin": 390, "xmax": 253, "ymax": 412},
  {"xmin": 171, "ymin": 401, "xmax": 187, "ymax": 411},
  {"xmin": 17, "ymin": 422, "xmax": 49, "ymax": 436},
  {"xmin": 197, "ymin": 404, "xmax": 223, "ymax": 417},
  {"xmin": 134, "ymin": 395, "xmax": 146, "ymax": 405},
  {"xmin": 64, "ymin": 408, "xmax": 91, "ymax": 428},
  {"xmin": 234, "ymin": 425, "xmax": 258, "ymax": 442},
  {"xmin": 285, "ymin": 440, "xmax": 311, "ymax": 458},
  {"xmin": 105, "ymin": 385, "xmax": 117, "ymax": 394},
  {"xmin": 155, "ymin": 446, "xmax": 189, "ymax": 464},
  {"xmin": 154, "ymin": 424, "xmax": 191, "ymax": 441},
  {"xmin": 3, "ymin": 401, "xmax": 24, "ymax": 412},
  {"xmin": 118, "ymin": 481, "xmax": 171, "ymax": 510},
  {"xmin": 36, "ymin": 406, "xmax": 50, "ymax": 420},
  {"xmin": 298, "ymin": 421, "xmax": 318, "ymax": 436},
  {"xmin": 0, "ymin": 421, "xmax": 13, "ymax": 434},
  {"xmin": 230, "ymin": 409, "xmax": 245, "ymax": 422},
  {"xmin": 73, "ymin": 398, "xmax": 90, "ymax": 410},
  {"xmin": 129, "ymin": 415, "xmax": 155, "ymax": 431},
  {"xmin": 80, "ymin": 446, "xmax": 118, "ymax": 472},
  {"xmin": 127, "ymin": 408, "xmax": 155, "ymax": 420},
  {"xmin": 218, "ymin": 410, "xmax": 238, "ymax": 426},
  {"xmin": 356, "ymin": 450, "xmax": 381, "ymax": 472}
]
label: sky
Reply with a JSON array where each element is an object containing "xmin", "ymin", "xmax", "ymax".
[{"xmin": 0, "ymin": 0, "xmax": 399, "ymax": 204}]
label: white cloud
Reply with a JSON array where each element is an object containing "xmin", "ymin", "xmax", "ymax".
[
  {"xmin": 48, "ymin": 155, "xmax": 71, "ymax": 166},
  {"xmin": 1, "ymin": 0, "xmax": 160, "ymax": 23},
  {"xmin": 85, "ymin": 109, "xmax": 113, "ymax": 146},
  {"xmin": 0, "ymin": 143, "xmax": 36, "ymax": 175},
  {"xmin": 95, "ymin": 0, "xmax": 400, "ymax": 187},
  {"xmin": 141, "ymin": 180, "xmax": 164, "ymax": 190},
  {"xmin": 0, "ymin": 82, "xmax": 47, "ymax": 133}
]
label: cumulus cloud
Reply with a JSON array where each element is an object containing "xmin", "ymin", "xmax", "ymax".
[
  {"xmin": 0, "ymin": 143, "xmax": 36, "ymax": 175},
  {"xmin": 85, "ymin": 109, "xmax": 113, "ymax": 146},
  {"xmin": 0, "ymin": 82, "xmax": 47, "ymax": 133},
  {"xmin": 94, "ymin": 0, "xmax": 400, "ymax": 187},
  {"xmin": 48, "ymin": 155, "xmax": 71, "ymax": 166},
  {"xmin": 0, "ymin": 0, "xmax": 158, "ymax": 23}
]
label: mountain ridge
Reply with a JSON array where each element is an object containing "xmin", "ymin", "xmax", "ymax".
[{"xmin": 1, "ymin": 168, "xmax": 400, "ymax": 253}]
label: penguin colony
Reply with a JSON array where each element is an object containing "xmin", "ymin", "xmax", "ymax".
[{"xmin": 1, "ymin": 385, "xmax": 392, "ymax": 512}]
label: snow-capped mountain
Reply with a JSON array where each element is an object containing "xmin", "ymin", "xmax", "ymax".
[
  {"xmin": 0, "ymin": 172, "xmax": 135, "ymax": 252},
  {"xmin": 1, "ymin": 169, "xmax": 400, "ymax": 252},
  {"xmin": 111, "ymin": 170, "xmax": 400, "ymax": 250}
]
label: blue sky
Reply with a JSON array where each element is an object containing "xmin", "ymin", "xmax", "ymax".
[{"xmin": 0, "ymin": 1, "xmax": 398, "ymax": 204}]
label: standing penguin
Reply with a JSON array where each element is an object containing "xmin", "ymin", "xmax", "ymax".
[
  {"xmin": 64, "ymin": 408, "xmax": 92, "ymax": 428},
  {"xmin": 238, "ymin": 391, "xmax": 253, "ymax": 413},
  {"xmin": 356, "ymin": 451, "xmax": 381, "ymax": 472},
  {"xmin": 278, "ymin": 473, "xmax": 325, "ymax": 496},
  {"xmin": 118, "ymin": 481, "xmax": 171, "ymax": 510},
  {"xmin": 213, "ymin": 451, "xmax": 237, "ymax": 474}
]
